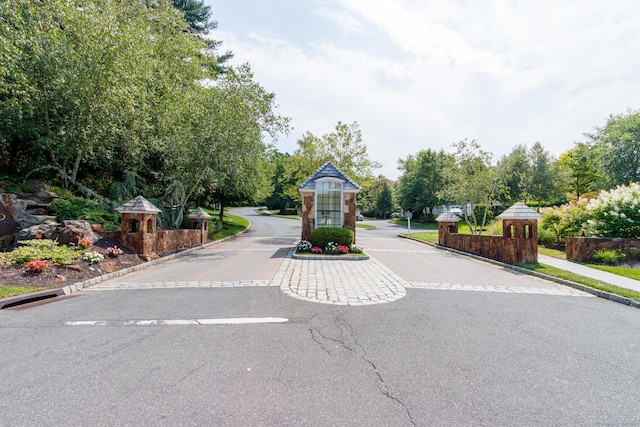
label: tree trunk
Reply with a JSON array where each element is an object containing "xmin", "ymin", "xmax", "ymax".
[{"xmin": 70, "ymin": 152, "xmax": 82, "ymax": 184}]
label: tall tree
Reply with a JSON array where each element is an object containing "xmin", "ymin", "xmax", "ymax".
[
  {"xmin": 441, "ymin": 139, "xmax": 498, "ymax": 234},
  {"xmin": 497, "ymin": 144, "xmax": 531, "ymax": 204},
  {"xmin": 586, "ymin": 109, "xmax": 640, "ymax": 188},
  {"xmin": 168, "ymin": 63, "xmax": 290, "ymax": 223},
  {"xmin": 396, "ymin": 149, "xmax": 452, "ymax": 219},
  {"xmin": 282, "ymin": 121, "xmax": 380, "ymax": 203},
  {"xmin": 556, "ymin": 142, "xmax": 602, "ymax": 199},
  {"xmin": 172, "ymin": 0, "xmax": 215, "ymax": 34},
  {"xmin": 528, "ymin": 142, "xmax": 557, "ymax": 206},
  {"xmin": 374, "ymin": 178, "xmax": 394, "ymax": 219}
]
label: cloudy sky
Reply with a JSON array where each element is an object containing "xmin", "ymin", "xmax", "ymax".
[{"xmin": 207, "ymin": 0, "xmax": 639, "ymax": 179}]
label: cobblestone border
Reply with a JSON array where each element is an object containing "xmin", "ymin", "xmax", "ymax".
[{"xmin": 399, "ymin": 233, "xmax": 640, "ymax": 309}]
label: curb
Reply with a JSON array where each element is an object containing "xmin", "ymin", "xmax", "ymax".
[
  {"xmin": 398, "ymin": 234, "xmax": 640, "ymax": 309},
  {"xmin": 0, "ymin": 222, "xmax": 251, "ymax": 309}
]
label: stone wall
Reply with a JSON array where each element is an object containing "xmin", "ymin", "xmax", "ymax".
[
  {"xmin": 155, "ymin": 229, "xmax": 203, "ymax": 254},
  {"xmin": 442, "ymin": 233, "xmax": 537, "ymax": 264},
  {"xmin": 566, "ymin": 236, "xmax": 640, "ymax": 262}
]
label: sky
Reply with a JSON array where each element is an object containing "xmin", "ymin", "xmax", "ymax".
[{"xmin": 206, "ymin": 0, "xmax": 640, "ymax": 180}]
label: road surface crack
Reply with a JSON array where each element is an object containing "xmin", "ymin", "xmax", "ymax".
[{"xmin": 309, "ymin": 309, "xmax": 416, "ymax": 426}]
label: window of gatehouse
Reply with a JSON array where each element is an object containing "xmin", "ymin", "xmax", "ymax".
[{"xmin": 315, "ymin": 179, "xmax": 343, "ymax": 228}]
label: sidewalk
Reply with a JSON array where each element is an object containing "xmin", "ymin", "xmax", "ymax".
[{"xmin": 538, "ymin": 254, "xmax": 640, "ymax": 293}]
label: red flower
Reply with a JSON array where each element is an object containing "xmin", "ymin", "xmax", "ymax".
[{"xmin": 25, "ymin": 259, "xmax": 49, "ymax": 273}]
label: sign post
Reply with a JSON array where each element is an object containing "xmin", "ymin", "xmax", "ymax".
[{"xmin": 406, "ymin": 211, "xmax": 412, "ymax": 233}]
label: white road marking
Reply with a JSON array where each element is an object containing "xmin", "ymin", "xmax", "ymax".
[{"xmin": 65, "ymin": 317, "xmax": 289, "ymax": 326}]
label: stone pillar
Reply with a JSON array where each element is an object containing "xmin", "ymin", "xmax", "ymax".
[
  {"xmin": 437, "ymin": 221, "xmax": 458, "ymax": 246},
  {"xmin": 300, "ymin": 191, "xmax": 315, "ymax": 242},
  {"xmin": 343, "ymin": 192, "xmax": 357, "ymax": 243}
]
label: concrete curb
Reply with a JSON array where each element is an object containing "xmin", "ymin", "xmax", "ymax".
[
  {"xmin": 399, "ymin": 233, "xmax": 640, "ymax": 309},
  {"xmin": 0, "ymin": 222, "xmax": 251, "ymax": 309}
]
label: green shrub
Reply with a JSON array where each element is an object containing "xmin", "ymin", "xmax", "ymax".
[
  {"xmin": 473, "ymin": 204, "xmax": 494, "ymax": 223},
  {"xmin": 311, "ymin": 227, "xmax": 354, "ymax": 249},
  {"xmin": 538, "ymin": 227, "xmax": 557, "ymax": 245},
  {"xmin": 49, "ymin": 197, "xmax": 120, "ymax": 230},
  {"xmin": 586, "ymin": 183, "xmax": 640, "ymax": 237},
  {"xmin": 206, "ymin": 218, "xmax": 223, "ymax": 238},
  {"xmin": 349, "ymin": 244, "xmax": 363, "ymax": 254},
  {"xmin": 0, "ymin": 240, "xmax": 81, "ymax": 265},
  {"xmin": 592, "ymin": 249, "xmax": 625, "ymax": 264},
  {"xmin": 485, "ymin": 220, "xmax": 503, "ymax": 236}
]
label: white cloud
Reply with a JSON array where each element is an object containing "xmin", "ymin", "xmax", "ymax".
[
  {"xmin": 212, "ymin": 0, "xmax": 640, "ymax": 179},
  {"xmin": 313, "ymin": 6, "xmax": 366, "ymax": 33}
]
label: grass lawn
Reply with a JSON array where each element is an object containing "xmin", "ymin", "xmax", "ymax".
[
  {"xmin": 517, "ymin": 262, "xmax": 640, "ymax": 302},
  {"xmin": 0, "ymin": 286, "xmax": 52, "ymax": 299},
  {"xmin": 586, "ymin": 264, "xmax": 640, "ymax": 281},
  {"xmin": 390, "ymin": 219, "xmax": 438, "ymax": 229},
  {"xmin": 356, "ymin": 223, "xmax": 376, "ymax": 229},
  {"xmin": 256, "ymin": 208, "xmax": 300, "ymax": 219},
  {"xmin": 538, "ymin": 247, "xmax": 567, "ymax": 259},
  {"xmin": 402, "ymin": 231, "xmax": 439, "ymax": 244},
  {"xmin": 206, "ymin": 210, "xmax": 250, "ymax": 241}
]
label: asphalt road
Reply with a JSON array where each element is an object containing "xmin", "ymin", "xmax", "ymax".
[{"xmin": 1, "ymin": 211, "xmax": 639, "ymax": 426}]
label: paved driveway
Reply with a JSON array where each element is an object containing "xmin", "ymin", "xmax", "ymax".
[{"xmin": 2, "ymin": 211, "xmax": 640, "ymax": 426}]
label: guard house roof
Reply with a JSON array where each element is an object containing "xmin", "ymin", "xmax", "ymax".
[
  {"xmin": 116, "ymin": 195, "xmax": 162, "ymax": 214},
  {"xmin": 497, "ymin": 202, "xmax": 541, "ymax": 220},
  {"xmin": 187, "ymin": 207, "xmax": 212, "ymax": 219},
  {"xmin": 435, "ymin": 211, "xmax": 462, "ymax": 222},
  {"xmin": 298, "ymin": 161, "xmax": 361, "ymax": 192}
]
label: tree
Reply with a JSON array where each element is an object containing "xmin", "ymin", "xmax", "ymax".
[
  {"xmin": 528, "ymin": 142, "xmax": 558, "ymax": 206},
  {"xmin": 172, "ymin": 0, "xmax": 216, "ymax": 34},
  {"xmin": 374, "ymin": 178, "xmax": 394, "ymax": 219},
  {"xmin": 0, "ymin": 0, "xmax": 218, "ymax": 185},
  {"xmin": 264, "ymin": 151, "xmax": 298, "ymax": 213},
  {"xmin": 168, "ymin": 63, "xmax": 290, "ymax": 223},
  {"xmin": 441, "ymin": 139, "xmax": 498, "ymax": 234},
  {"xmin": 586, "ymin": 109, "xmax": 640, "ymax": 188},
  {"xmin": 497, "ymin": 144, "xmax": 531, "ymax": 204},
  {"xmin": 396, "ymin": 149, "xmax": 452, "ymax": 219},
  {"xmin": 556, "ymin": 142, "xmax": 602, "ymax": 199},
  {"xmin": 282, "ymin": 121, "xmax": 380, "ymax": 203}
]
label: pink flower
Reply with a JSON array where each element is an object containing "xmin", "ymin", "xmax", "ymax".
[
  {"xmin": 311, "ymin": 246, "xmax": 323, "ymax": 254},
  {"xmin": 337, "ymin": 245, "xmax": 349, "ymax": 254}
]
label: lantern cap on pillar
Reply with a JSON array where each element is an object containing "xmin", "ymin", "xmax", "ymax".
[
  {"xmin": 497, "ymin": 202, "xmax": 541, "ymax": 220},
  {"xmin": 116, "ymin": 196, "xmax": 161, "ymax": 214},
  {"xmin": 435, "ymin": 211, "xmax": 462, "ymax": 222},
  {"xmin": 187, "ymin": 207, "xmax": 212, "ymax": 220}
]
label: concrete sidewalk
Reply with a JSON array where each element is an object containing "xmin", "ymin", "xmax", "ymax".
[{"xmin": 538, "ymin": 254, "xmax": 640, "ymax": 293}]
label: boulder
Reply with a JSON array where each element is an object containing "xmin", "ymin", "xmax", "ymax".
[
  {"xmin": 57, "ymin": 220, "xmax": 98, "ymax": 245},
  {"xmin": 21, "ymin": 180, "xmax": 50, "ymax": 194},
  {"xmin": 16, "ymin": 221, "xmax": 59, "ymax": 241},
  {"xmin": 32, "ymin": 189, "xmax": 59, "ymax": 204},
  {"xmin": 0, "ymin": 234, "xmax": 16, "ymax": 251},
  {"xmin": 15, "ymin": 208, "xmax": 43, "ymax": 228},
  {"xmin": 0, "ymin": 197, "xmax": 17, "ymax": 237}
]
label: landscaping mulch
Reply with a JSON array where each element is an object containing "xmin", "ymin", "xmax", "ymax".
[{"xmin": 0, "ymin": 238, "xmax": 143, "ymax": 289}]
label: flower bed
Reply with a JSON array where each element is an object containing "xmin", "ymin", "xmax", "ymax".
[{"xmin": 293, "ymin": 240, "xmax": 369, "ymax": 260}]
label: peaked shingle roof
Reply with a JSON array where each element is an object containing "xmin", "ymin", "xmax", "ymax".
[
  {"xmin": 497, "ymin": 202, "xmax": 541, "ymax": 220},
  {"xmin": 187, "ymin": 207, "xmax": 212, "ymax": 219},
  {"xmin": 298, "ymin": 161, "xmax": 361, "ymax": 191},
  {"xmin": 435, "ymin": 211, "xmax": 462, "ymax": 222},
  {"xmin": 116, "ymin": 195, "xmax": 162, "ymax": 214}
]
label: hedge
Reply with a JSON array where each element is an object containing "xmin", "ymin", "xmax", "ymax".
[{"xmin": 311, "ymin": 227, "xmax": 354, "ymax": 248}]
